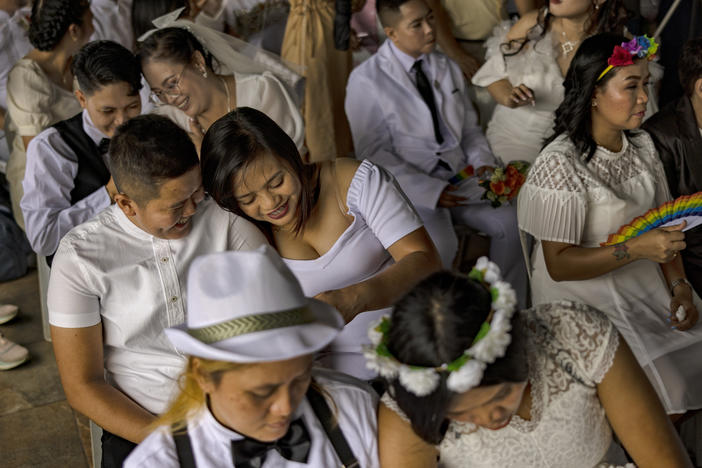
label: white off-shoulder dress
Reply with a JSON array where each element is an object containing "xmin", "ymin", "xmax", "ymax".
[
  {"xmin": 384, "ymin": 301, "xmax": 632, "ymax": 468},
  {"xmin": 283, "ymin": 160, "xmax": 423, "ymax": 380},
  {"xmin": 472, "ymin": 22, "xmax": 564, "ymax": 165},
  {"xmin": 518, "ymin": 130, "xmax": 702, "ymax": 414}
]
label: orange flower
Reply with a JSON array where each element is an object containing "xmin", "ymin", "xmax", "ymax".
[
  {"xmin": 506, "ymin": 165, "xmax": 519, "ymax": 178},
  {"xmin": 490, "ymin": 181, "xmax": 505, "ymax": 195}
]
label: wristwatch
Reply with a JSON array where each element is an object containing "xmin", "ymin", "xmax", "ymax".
[{"xmin": 670, "ymin": 277, "xmax": 692, "ymax": 294}]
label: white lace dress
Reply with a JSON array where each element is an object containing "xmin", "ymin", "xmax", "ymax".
[
  {"xmin": 383, "ymin": 301, "xmax": 632, "ymax": 467},
  {"xmin": 518, "ymin": 130, "xmax": 702, "ymax": 414},
  {"xmin": 471, "ymin": 22, "xmax": 564, "ymax": 165}
]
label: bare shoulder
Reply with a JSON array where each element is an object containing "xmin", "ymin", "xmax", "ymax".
[
  {"xmin": 506, "ymin": 10, "xmax": 542, "ymax": 41},
  {"xmin": 378, "ymin": 402, "xmax": 439, "ymax": 468},
  {"xmin": 329, "ymin": 157, "xmax": 362, "ymax": 195}
]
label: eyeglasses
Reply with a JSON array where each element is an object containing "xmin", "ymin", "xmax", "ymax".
[{"xmin": 149, "ymin": 67, "xmax": 186, "ymax": 104}]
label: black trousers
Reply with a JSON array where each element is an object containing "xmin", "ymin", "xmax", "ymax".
[{"xmin": 100, "ymin": 429, "xmax": 137, "ymax": 468}]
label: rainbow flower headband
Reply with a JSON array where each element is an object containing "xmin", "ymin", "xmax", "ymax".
[
  {"xmin": 597, "ymin": 35, "xmax": 659, "ymax": 82},
  {"xmin": 363, "ymin": 257, "xmax": 517, "ymax": 397}
]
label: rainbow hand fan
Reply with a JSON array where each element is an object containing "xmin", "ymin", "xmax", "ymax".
[{"xmin": 601, "ymin": 192, "xmax": 702, "ymax": 246}]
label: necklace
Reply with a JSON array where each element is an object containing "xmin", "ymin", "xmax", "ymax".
[
  {"xmin": 557, "ymin": 19, "xmax": 582, "ymax": 57},
  {"xmin": 220, "ymin": 75, "xmax": 232, "ymax": 113},
  {"xmin": 560, "ymin": 30, "xmax": 579, "ymax": 56}
]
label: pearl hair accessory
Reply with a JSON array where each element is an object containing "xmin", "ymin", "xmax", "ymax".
[{"xmin": 363, "ymin": 257, "xmax": 518, "ymax": 397}]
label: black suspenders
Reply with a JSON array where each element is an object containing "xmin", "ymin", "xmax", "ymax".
[
  {"xmin": 172, "ymin": 384, "xmax": 360, "ymax": 467},
  {"xmin": 306, "ymin": 385, "xmax": 360, "ymax": 468},
  {"xmin": 172, "ymin": 426, "xmax": 197, "ymax": 468}
]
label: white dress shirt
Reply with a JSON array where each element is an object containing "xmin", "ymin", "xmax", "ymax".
[
  {"xmin": 48, "ymin": 200, "xmax": 267, "ymax": 413},
  {"xmin": 21, "ymin": 110, "xmax": 111, "ymax": 256},
  {"xmin": 345, "ymin": 40, "xmax": 496, "ymax": 210},
  {"xmin": 125, "ymin": 368, "xmax": 380, "ymax": 468}
]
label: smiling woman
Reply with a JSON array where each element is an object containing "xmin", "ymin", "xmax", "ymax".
[
  {"xmin": 137, "ymin": 26, "xmax": 305, "ymax": 155},
  {"xmin": 201, "ymin": 107, "xmax": 442, "ymax": 379}
]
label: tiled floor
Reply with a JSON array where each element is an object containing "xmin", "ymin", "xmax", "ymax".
[{"xmin": 0, "ymin": 270, "xmax": 92, "ymax": 468}]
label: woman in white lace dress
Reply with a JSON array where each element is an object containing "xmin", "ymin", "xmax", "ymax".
[
  {"xmin": 471, "ymin": 0, "xmax": 626, "ymax": 165},
  {"xmin": 371, "ymin": 263, "xmax": 691, "ymax": 467},
  {"xmin": 518, "ymin": 33, "xmax": 702, "ymax": 416}
]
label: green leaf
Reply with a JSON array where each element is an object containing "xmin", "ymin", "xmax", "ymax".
[
  {"xmin": 472, "ymin": 321, "xmax": 491, "ymax": 344},
  {"xmin": 446, "ymin": 353, "xmax": 470, "ymax": 372}
]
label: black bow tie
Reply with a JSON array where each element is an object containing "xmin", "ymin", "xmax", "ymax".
[
  {"xmin": 231, "ymin": 418, "xmax": 311, "ymax": 468},
  {"xmin": 97, "ymin": 138, "xmax": 110, "ymax": 155}
]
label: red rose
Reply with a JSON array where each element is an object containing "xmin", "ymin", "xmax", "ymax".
[
  {"xmin": 608, "ymin": 45, "xmax": 634, "ymax": 67},
  {"xmin": 506, "ymin": 165, "xmax": 519, "ymax": 178},
  {"xmin": 490, "ymin": 181, "xmax": 506, "ymax": 195}
]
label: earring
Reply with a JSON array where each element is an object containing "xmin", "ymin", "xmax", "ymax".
[
  {"xmin": 201, "ymin": 68, "xmax": 208, "ymax": 78},
  {"xmin": 592, "ymin": 100, "xmax": 598, "ymax": 107},
  {"xmin": 595, "ymin": 3, "xmax": 600, "ymax": 9}
]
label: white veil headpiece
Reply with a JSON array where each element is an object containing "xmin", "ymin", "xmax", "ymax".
[{"xmin": 138, "ymin": 8, "xmax": 305, "ymax": 106}]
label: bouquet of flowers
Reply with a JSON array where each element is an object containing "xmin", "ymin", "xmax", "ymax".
[{"xmin": 479, "ymin": 161, "xmax": 530, "ymax": 208}]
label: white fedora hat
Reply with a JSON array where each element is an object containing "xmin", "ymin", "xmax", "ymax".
[{"xmin": 165, "ymin": 245, "xmax": 343, "ymax": 362}]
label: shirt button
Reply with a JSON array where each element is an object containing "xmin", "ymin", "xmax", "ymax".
[
  {"xmin": 170, "ymin": 296, "xmax": 178, "ymax": 303},
  {"xmin": 161, "ymin": 257, "xmax": 169, "ymax": 263}
]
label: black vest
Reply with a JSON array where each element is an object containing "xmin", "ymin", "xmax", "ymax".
[{"xmin": 47, "ymin": 112, "xmax": 111, "ymax": 265}]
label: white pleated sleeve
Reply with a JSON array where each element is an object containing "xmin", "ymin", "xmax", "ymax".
[{"xmin": 518, "ymin": 147, "xmax": 587, "ymax": 244}]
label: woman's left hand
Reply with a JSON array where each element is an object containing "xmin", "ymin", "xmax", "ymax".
[
  {"xmin": 669, "ymin": 284, "xmax": 699, "ymax": 331},
  {"xmin": 315, "ymin": 286, "xmax": 367, "ymax": 323}
]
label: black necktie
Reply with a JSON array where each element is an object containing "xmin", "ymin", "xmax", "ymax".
[
  {"xmin": 231, "ymin": 418, "xmax": 311, "ymax": 468},
  {"xmin": 97, "ymin": 138, "xmax": 110, "ymax": 155},
  {"xmin": 412, "ymin": 59, "xmax": 444, "ymax": 145}
]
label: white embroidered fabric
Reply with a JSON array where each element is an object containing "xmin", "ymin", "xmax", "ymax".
[
  {"xmin": 518, "ymin": 131, "xmax": 669, "ymax": 244},
  {"xmin": 518, "ymin": 130, "xmax": 702, "ymax": 414},
  {"xmin": 382, "ymin": 301, "xmax": 631, "ymax": 468}
]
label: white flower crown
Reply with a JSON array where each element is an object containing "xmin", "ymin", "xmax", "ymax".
[{"xmin": 363, "ymin": 257, "xmax": 518, "ymax": 397}]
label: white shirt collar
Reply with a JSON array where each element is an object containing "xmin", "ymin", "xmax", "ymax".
[
  {"xmin": 388, "ymin": 41, "xmax": 430, "ymax": 75},
  {"xmin": 198, "ymin": 393, "xmax": 306, "ymax": 442},
  {"xmin": 82, "ymin": 109, "xmax": 110, "ymax": 146}
]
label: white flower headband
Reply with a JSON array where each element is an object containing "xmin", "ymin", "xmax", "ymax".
[{"xmin": 363, "ymin": 257, "xmax": 518, "ymax": 397}]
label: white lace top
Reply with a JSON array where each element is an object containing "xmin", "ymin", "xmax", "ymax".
[
  {"xmin": 518, "ymin": 130, "xmax": 670, "ymax": 247},
  {"xmin": 383, "ymin": 301, "xmax": 632, "ymax": 468},
  {"xmin": 517, "ymin": 130, "xmax": 702, "ymax": 415}
]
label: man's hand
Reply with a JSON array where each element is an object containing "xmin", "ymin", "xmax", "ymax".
[{"xmin": 438, "ymin": 185, "xmax": 468, "ymax": 207}]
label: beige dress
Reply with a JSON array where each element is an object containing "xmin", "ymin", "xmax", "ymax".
[
  {"xmin": 282, "ymin": 0, "xmax": 354, "ymax": 162},
  {"xmin": 6, "ymin": 58, "xmax": 80, "ymax": 229}
]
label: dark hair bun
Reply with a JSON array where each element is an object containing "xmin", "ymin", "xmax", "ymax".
[{"xmin": 29, "ymin": 0, "xmax": 90, "ymax": 51}]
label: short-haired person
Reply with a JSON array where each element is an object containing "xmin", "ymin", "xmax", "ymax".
[
  {"xmin": 345, "ymin": 0, "xmax": 527, "ymax": 306},
  {"xmin": 372, "ymin": 260, "xmax": 693, "ymax": 467},
  {"xmin": 21, "ymin": 40, "xmax": 142, "ymax": 260},
  {"xmin": 48, "ymin": 114, "xmax": 267, "ymax": 467},
  {"xmin": 518, "ymin": 34, "xmax": 702, "ymax": 416},
  {"xmin": 643, "ymin": 38, "xmax": 702, "ymax": 297},
  {"xmin": 125, "ymin": 247, "xmax": 380, "ymax": 467}
]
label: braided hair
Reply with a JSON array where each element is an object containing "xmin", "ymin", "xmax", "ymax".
[{"xmin": 28, "ymin": 0, "xmax": 91, "ymax": 51}]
